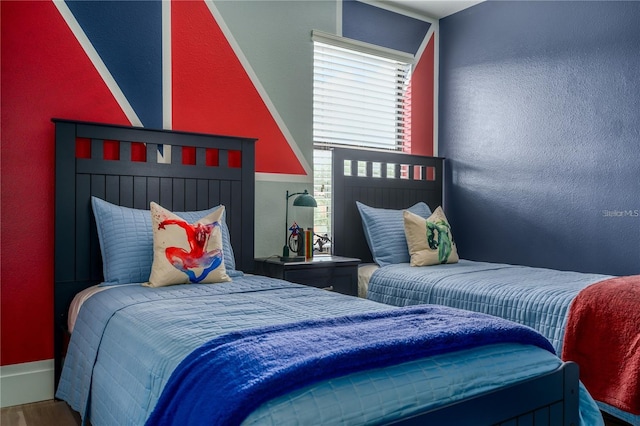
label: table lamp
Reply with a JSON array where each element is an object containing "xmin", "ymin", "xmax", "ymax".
[{"xmin": 282, "ymin": 190, "xmax": 317, "ymax": 260}]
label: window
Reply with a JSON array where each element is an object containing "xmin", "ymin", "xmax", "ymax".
[
  {"xmin": 313, "ymin": 149, "xmax": 331, "ymax": 242},
  {"xmin": 312, "ymin": 31, "xmax": 414, "ymax": 243}
]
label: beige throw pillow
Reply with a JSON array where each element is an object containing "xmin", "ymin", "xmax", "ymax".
[
  {"xmin": 146, "ymin": 202, "xmax": 231, "ymax": 287},
  {"xmin": 404, "ymin": 207, "xmax": 459, "ymax": 267}
]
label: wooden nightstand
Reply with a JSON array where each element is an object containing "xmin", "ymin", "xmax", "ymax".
[{"xmin": 254, "ymin": 255, "xmax": 360, "ymax": 296}]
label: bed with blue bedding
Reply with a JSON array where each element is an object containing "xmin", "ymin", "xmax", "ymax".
[
  {"xmin": 366, "ymin": 260, "xmax": 609, "ymax": 354},
  {"xmin": 57, "ymin": 276, "xmax": 603, "ymax": 426},
  {"xmin": 53, "ymin": 120, "xmax": 603, "ymax": 425},
  {"xmin": 331, "ymin": 147, "xmax": 640, "ymax": 426}
]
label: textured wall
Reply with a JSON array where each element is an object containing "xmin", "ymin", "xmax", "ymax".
[
  {"xmin": 1, "ymin": 0, "xmax": 436, "ymax": 370},
  {"xmin": 440, "ymin": 1, "xmax": 640, "ymax": 275}
]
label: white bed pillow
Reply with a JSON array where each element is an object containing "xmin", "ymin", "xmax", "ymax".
[
  {"xmin": 404, "ymin": 207, "xmax": 459, "ymax": 266},
  {"xmin": 146, "ymin": 202, "xmax": 231, "ymax": 287}
]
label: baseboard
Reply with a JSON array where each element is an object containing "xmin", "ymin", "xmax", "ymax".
[{"xmin": 0, "ymin": 359, "xmax": 54, "ymax": 408}]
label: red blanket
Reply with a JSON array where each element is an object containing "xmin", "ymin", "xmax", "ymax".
[{"xmin": 562, "ymin": 275, "xmax": 640, "ymax": 414}]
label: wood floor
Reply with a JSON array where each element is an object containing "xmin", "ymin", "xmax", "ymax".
[
  {"xmin": 0, "ymin": 399, "xmax": 633, "ymax": 426},
  {"xmin": 0, "ymin": 400, "xmax": 80, "ymax": 426}
]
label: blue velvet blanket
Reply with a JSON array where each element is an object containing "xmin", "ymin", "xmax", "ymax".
[{"xmin": 146, "ymin": 304, "xmax": 554, "ymax": 426}]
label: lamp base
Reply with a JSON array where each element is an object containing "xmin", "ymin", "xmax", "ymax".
[{"xmin": 279, "ymin": 256, "xmax": 306, "ymax": 262}]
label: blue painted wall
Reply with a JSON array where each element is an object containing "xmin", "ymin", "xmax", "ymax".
[
  {"xmin": 66, "ymin": 1, "xmax": 163, "ymax": 128},
  {"xmin": 343, "ymin": 0, "xmax": 431, "ymax": 54},
  {"xmin": 439, "ymin": 1, "xmax": 640, "ymax": 276}
]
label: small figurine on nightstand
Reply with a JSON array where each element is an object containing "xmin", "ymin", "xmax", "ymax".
[
  {"xmin": 287, "ymin": 222, "xmax": 304, "ymax": 255},
  {"xmin": 315, "ymin": 234, "xmax": 331, "ymax": 254}
]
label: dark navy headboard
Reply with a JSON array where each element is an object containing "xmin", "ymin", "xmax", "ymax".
[
  {"xmin": 53, "ymin": 119, "xmax": 256, "ymax": 381},
  {"xmin": 331, "ymin": 147, "xmax": 444, "ymax": 263}
]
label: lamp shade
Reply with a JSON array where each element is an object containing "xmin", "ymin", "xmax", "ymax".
[{"xmin": 292, "ymin": 190, "xmax": 317, "ymax": 207}]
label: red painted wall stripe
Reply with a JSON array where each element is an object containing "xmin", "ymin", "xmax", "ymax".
[
  {"xmin": 1, "ymin": 0, "xmax": 129, "ymax": 365},
  {"xmin": 409, "ymin": 34, "xmax": 435, "ymax": 157}
]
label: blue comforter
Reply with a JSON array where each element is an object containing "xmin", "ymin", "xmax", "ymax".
[
  {"xmin": 56, "ymin": 274, "xmax": 603, "ymax": 425},
  {"xmin": 367, "ymin": 260, "xmax": 610, "ymax": 354},
  {"xmin": 146, "ymin": 305, "xmax": 553, "ymax": 426}
]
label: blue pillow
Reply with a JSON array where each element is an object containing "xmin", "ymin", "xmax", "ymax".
[
  {"xmin": 91, "ymin": 197, "xmax": 239, "ymax": 285},
  {"xmin": 356, "ymin": 201, "xmax": 432, "ymax": 267}
]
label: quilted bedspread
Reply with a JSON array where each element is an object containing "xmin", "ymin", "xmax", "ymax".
[
  {"xmin": 367, "ymin": 260, "xmax": 611, "ymax": 354},
  {"xmin": 563, "ymin": 275, "xmax": 640, "ymax": 415},
  {"xmin": 56, "ymin": 274, "xmax": 603, "ymax": 425}
]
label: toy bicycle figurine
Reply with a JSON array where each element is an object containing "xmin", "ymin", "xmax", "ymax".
[
  {"xmin": 287, "ymin": 225, "xmax": 331, "ymax": 258},
  {"xmin": 314, "ymin": 233, "xmax": 331, "ymax": 254}
]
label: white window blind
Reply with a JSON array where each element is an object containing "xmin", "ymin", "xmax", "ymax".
[
  {"xmin": 312, "ymin": 32, "xmax": 414, "ymax": 243},
  {"xmin": 312, "ymin": 31, "xmax": 413, "ymax": 151}
]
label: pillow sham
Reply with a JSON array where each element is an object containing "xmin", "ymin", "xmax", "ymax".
[
  {"xmin": 91, "ymin": 197, "xmax": 237, "ymax": 285},
  {"xmin": 356, "ymin": 201, "xmax": 432, "ymax": 266},
  {"xmin": 146, "ymin": 202, "xmax": 231, "ymax": 287},
  {"xmin": 404, "ymin": 207, "xmax": 459, "ymax": 267}
]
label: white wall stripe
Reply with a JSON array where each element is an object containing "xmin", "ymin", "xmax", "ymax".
[
  {"xmin": 255, "ymin": 172, "xmax": 310, "ymax": 183},
  {"xmin": 204, "ymin": 0, "xmax": 313, "ymax": 180},
  {"xmin": 337, "ymin": 0, "xmax": 343, "ymax": 36},
  {"xmin": 162, "ymin": 0, "xmax": 172, "ymax": 130},
  {"xmin": 53, "ymin": 0, "xmax": 142, "ymax": 127}
]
